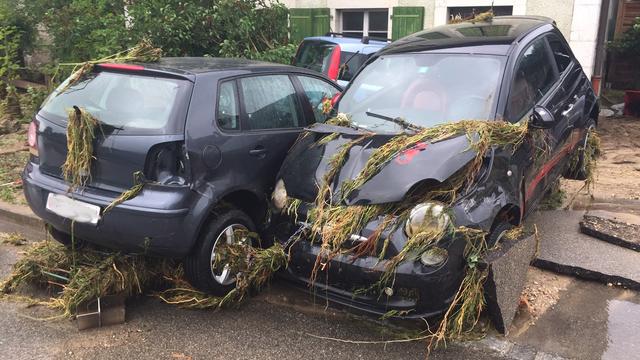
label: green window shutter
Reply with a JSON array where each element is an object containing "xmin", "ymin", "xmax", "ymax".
[
  {"xmin": 391, "ymin": 7, "xmax": 425, "ymax": 40},
  {"xmin": 290, "ymin": 8, "xmax": 330, "ymax": 43}
]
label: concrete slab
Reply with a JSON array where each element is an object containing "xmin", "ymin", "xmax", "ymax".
[
  {"xmin": 529, "ymin": 210, "xmax": 640, "ymax": 290},
  {"xmin": 484, "ymin": 234, "xmax": 537, "ymax": 335}
]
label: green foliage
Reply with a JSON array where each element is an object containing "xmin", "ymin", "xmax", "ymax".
[
  {"xmin": 3, "ymin": 0, "xmax": 294, "ymax": 64},
  {"xmin": 609, "ymin": 17, "xmax": 640, "ymax": 56},
  {"xmin": 0, "ymin": 25, "xmax": 20, "ymax": 81}
]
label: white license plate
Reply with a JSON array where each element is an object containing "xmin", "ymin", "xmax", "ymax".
[{"xmin": 46, "ymin": 193, "xmax": 101, "ymax": 225}]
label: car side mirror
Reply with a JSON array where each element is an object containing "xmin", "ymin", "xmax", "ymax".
[{"xmin": 529, "ymin": 106, "xmax": 555, "ymax": 129}]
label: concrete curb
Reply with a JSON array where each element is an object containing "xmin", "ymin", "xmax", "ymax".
[{"xmin": 0, "ymin": 201, "xmax": 42, "ymax": 230}]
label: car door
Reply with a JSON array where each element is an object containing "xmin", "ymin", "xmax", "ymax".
[
  {"xmin": 213, "ymin": 74, "xmax": 307, "ymax": 197},
  {"xmin": 505, "ymin": 36, "xmax": 567, "ymax": 209},
  {"xmin": 546, "ymin": 32, "xmax": 591, "ymax": 141}
]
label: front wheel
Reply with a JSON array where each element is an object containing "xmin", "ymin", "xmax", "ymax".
[
  {"xmin": 487, "ymin": 222, "xmax": 515, "ymax": 248},
  {"xmin": 184, "ymin": 207, "xmax": 255, "ymax": 296}
]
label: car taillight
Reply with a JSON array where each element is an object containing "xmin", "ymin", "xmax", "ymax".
[
  {"xmin": 327, "ymin": 45, "xmax": 342, "ymax": 81},
  {"xmin": 27, "ymin": 120, "xmax": 38, "ymax": 157}
]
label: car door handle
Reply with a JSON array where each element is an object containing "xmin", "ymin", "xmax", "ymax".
[
  {"xmin": 249, "ymin": 147, "xmax": 268, "ymax": 157},
  {"xmin": 561, "ymin": 103, "xmax": 575, "ymax": 117}
]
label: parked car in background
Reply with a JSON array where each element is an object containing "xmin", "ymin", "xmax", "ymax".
[
  {"xmin": 292, "ymin": 34, "xmax": 388, "ymax": 87},
  {"xmin": 271, "ymin": 16, "xmax": 598, "ymax": 318},
  {"xmin": 22, "ymin": 58, "xmax": 341, "ymax": 295}
]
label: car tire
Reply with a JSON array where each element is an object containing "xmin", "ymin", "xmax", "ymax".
[
  {"xmin": 184, "ymin": 207, "xmax": 256, "ymax": 296},
  {"xmin": 565, "ymin": 119, "xmax": 597, "ymax": 181},
  {"xmin": 487, "ymin": 222, "xmax": 514, "ymax": 248}
]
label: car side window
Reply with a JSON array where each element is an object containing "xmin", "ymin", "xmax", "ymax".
[
  {"xmin": 297, "ymin": 75, "xmax": 340, "ymax": 123},
  {"xmin": 507, "ymin": 38, "xmax": 557, "ymax": 122},
  {"xmin": 217, "ymin": 81, "xmax": 240, "ymax": 131},
  {"xmin": 547, "ymin": 34, "xmax": 572, "ymax": 73},
  {"xmin": 239, "ymin": 75, "xmax": 302, "ymax": 130}
]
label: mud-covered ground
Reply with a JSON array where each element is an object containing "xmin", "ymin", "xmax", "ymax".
[{"xmin": 562, "ymin": 115, "xmax": 640, "ymax": 202}]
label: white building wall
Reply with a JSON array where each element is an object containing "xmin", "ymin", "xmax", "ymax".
[
  {"xmin": 567, "ymin": 0, "xmax": 602, "ymax": 78},
  {"xmin": 281, "ymin": 0, "xmax": 602, "ymax": 77}
]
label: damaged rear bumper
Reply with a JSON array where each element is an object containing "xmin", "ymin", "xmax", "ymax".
[
  {"xmin": 275, "ymin": 220, "xmax": 468, "ymax": 319},
  {"xmin": 22, "ymin": 162, "xmax": 199, "ymax": 257}
]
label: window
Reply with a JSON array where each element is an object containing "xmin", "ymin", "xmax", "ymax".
[
  {"xmin": 41, "ymin": 71, "xmax": 189, "ymax": 133},
  {"xmin": 341, "ymin": 10, "xmax": 389, "ymax": 39},
  {"xmin": 239, "ymin": 75, "xmax": 302, "ymax": 130},
  {"xmin": 217, "ymin": 81, "xmax": 239, "ymax": 130},
  {"xmin": 338, "ymin": 52, "xmax": 368, "ymax": 82},
  {"xmin": 507, "ymin": 38, "xmax": 557, "ymax": 121},
  {"xmin": 447, "ymin": 6, "xmax": 513, "ymax": 23},
  {"xmin": 297, "ymin": 76, "xmax": 340, "ymax": 123},
  {"xmin": 547, "ymin": 34, "xmax": 572, "ymax": 73},
  {"xmin": 294, "ymin": 40, "xmax": 336, "ymax": 74}
]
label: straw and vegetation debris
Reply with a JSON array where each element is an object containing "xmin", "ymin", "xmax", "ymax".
[
  {"xmin": 61, "ymin": 106, "xmax": 98, "ymax": 191},
  {"xmin": 0, "ymin": 231, "xmax": 27, "ymax": 246},
  {"xmin": 1, "ymin": 233, "xmax": 287, "ymax": 318},
  {"xmin": 54, "ymin": 40, "xmax": 162, "ymax": 94},
  {"xmin": 104, "ymin": 171, "xmax": 146, "ymax": 214}
]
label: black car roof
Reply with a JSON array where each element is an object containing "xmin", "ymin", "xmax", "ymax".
[
  {"xmin": 378, "ymin": 16, "xmax": 554, "ymax": 56},
  {"xmin": 140, "ymin": 57, "xmax": 306, "ymax": 76}
]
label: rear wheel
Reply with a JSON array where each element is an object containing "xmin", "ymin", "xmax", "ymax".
[
  {"xmin": 565, "ymin": 119, "xmax": 597, "ymax": 180},
  {"xmin": 184, "ymin": 207, "xmax": 256, "ymax": 296}
]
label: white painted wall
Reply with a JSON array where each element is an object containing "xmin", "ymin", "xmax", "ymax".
[
  {"xmin": 567, "ymin": 0, "xmax": 602, "ymax": 78},
  {"xmin": 281, "ymin": 0, "xmax": 602, "ymax": 76}
]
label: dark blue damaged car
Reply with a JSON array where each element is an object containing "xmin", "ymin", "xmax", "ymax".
[
  {"xmin": 269, "ymin": 16, "xmax": 599, "ymax": 318},
  {"xmin": 22, "ymin": 58, "xmax": 340, "ymax": 295}
]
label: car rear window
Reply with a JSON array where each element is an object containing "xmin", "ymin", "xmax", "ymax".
[
  {"xmin": 294, "ymin": 40, "xmax": 336, "ymax": 74},
  {"xmin": 39, "ymin": 70, "xmax": 191, "ymax": 134}
]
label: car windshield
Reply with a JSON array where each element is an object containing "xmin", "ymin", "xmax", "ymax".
[
  {"xmin": 338, "ymin": 53, "xmax": 505, "ymax": 133},
  {"xmin": 40, "ymin": 71, "xmax": 191, "ymax": 133}
]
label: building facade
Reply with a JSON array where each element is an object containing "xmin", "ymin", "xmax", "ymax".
[{"xmin": 283, "ymin": 0, "xmax": 605, "ymax": 79}]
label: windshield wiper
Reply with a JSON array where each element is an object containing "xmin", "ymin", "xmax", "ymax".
[{"xmin": 365, "ymin": 111, "xmax": 424, "ymax": 133}]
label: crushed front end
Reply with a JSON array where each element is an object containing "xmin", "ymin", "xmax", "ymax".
[{"xmin": 267, "ymin": 123, "xmax": 492, "ymax": 318}]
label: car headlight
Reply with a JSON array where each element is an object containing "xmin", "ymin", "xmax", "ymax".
[
  {"xmin": 404, "ymin": 202, "xmax": 451, "ymax": 238},
  {"xmin": 420, "ymin": 247, "xmax": 448, "ymax": 267},
  {"xmin": 272, "ymin": 179, "xmax": 288, "ymax": 212}
]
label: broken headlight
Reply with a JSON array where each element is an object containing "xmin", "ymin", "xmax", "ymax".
[
  {"xmin": 272, "ymin": 179, "xmax": 288, "ymax": 212},
  {"xmin": 404, "ymin": 202, "xmax": 451, "ymax": 239}
]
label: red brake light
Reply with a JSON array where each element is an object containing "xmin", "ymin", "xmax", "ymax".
[
  {"xmin": 98, "ymin": 63, "xmax": 145, "ymax": 71},
  {"xmin": 28, "ymin": 120, "xmax": 38, "ymax": 156},
  {"xmin": 327, "ymin": 45, "xmax": 341, "ymax": 81}
]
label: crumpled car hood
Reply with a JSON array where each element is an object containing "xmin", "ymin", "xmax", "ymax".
[{"xmin": 279, "ymin": 124, "xmax": 478, "ymax": 205}]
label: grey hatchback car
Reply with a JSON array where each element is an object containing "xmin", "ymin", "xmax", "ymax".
[{"xmin": 22, "ymin": 57, "xmax": 340, "ymax": 294}]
